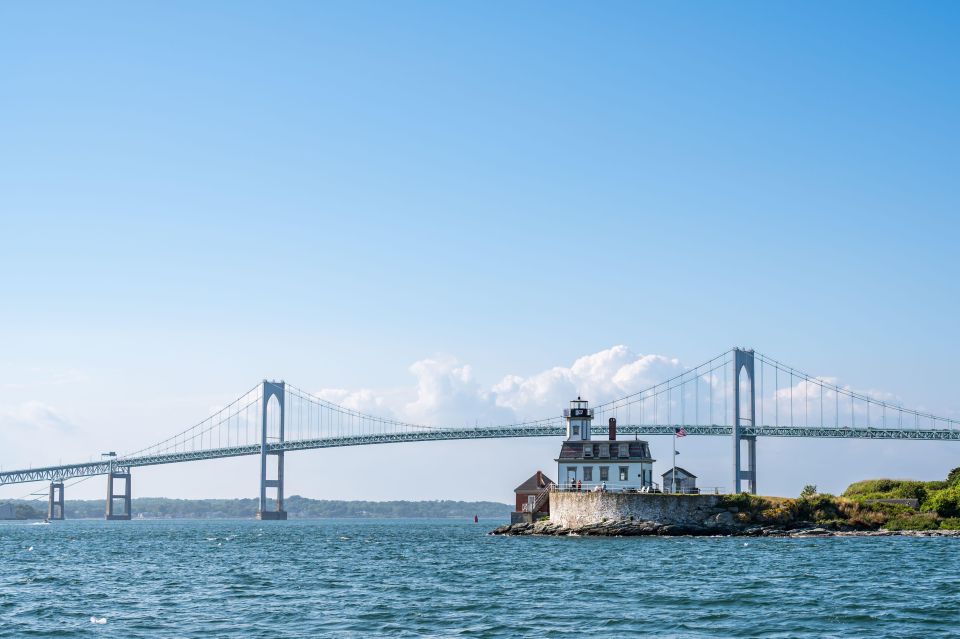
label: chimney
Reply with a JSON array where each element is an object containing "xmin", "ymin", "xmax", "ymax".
[
  {"xmin": 536, "ymin": 470, "xmax": 543, "ymax": 487},
  {"xmin": 609, "ymin": 417, "xmax": 617, "ymax": 441}
]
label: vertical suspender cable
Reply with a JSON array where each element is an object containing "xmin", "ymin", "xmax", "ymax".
[{"xmin": 760, "ymin": 359, "xmax": 764, "ymax": 427}]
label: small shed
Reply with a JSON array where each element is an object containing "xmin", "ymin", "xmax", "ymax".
[
  {"xmin": 661, "ymin": 467, "xmax": 698, "ymax": 494},
  {"xmin": 514, "ymin": 470, "xmax": 555, "ymax": 514}
]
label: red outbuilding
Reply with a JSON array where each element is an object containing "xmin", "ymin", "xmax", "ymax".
[{"xmin": 514, "ymin": 470, "xmax": 555, "ymax": 515}]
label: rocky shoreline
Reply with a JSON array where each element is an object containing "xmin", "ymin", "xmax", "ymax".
[{"xmin": 491, "ymin": 519, "xmax": 960, "ymax": 538}]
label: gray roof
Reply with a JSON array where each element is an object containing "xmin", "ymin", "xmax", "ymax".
[
  {"xmin": 556, "ymin": 440, "xmax": 654, "ymax": 462},
  {"xmin": 661, "ymin": 467, "xmax": 697, "ymax": 479}
]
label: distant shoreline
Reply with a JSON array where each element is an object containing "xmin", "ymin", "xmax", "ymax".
[{"xmin": 0, "ymin": 497, "xmax": 512, "ymax": 521}]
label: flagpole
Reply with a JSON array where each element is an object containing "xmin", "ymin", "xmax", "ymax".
[{"xmin": 672, "ymin": 429, "xmax": 676, "ymax": 494}]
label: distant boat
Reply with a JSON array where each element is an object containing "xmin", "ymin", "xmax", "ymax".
[{"xmin": 474, "ymin": 514, "xmax": 478, "ymax": 523}]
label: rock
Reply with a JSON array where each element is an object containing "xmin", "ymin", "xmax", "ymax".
[
  {"xmin": 658, "ymin": 523, "xmax": 709, "ymax": 536},
  {"xmin": 789, "ymin": 527, "xmax": 833, "ymax": 537},
  {"xmin": 705, "ymin": 511, "xmax": 735, "ymax": 527}
]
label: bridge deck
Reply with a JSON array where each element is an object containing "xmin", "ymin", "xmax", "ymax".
[{"xmin": 2, "ymin": 423, "xmax": 959, "ymax": 486}]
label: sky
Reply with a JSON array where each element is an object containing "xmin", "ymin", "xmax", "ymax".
[{"xmin": 1, "ymin": 2, "xmax": 958, "ymax": 505}]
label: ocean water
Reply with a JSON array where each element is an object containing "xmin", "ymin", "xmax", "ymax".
[{"xmin": 1, "ymin": 519, "xmax": 958, "ymax": 638}]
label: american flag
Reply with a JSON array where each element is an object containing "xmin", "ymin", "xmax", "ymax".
[{"xmin": 675, "ymin": 426, "xmax": 687, "ymax": 437}]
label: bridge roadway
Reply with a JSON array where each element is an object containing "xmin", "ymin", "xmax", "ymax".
[{"xmin": 3, "ymin": 423, "xmax": 959, "ymax": 486}]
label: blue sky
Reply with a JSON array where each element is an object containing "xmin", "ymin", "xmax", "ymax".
[{"xmin": 1, "ymin": 2, "xmax": 958, "ymax": 502}]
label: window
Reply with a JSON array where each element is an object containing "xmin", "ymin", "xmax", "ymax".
[
  {"xmin": 583, "ymin": 467, "xmax": 593, "ymax": 481},
  {"xmin": 619, "ymin": 466, "xmax": 629, "ymax": 481},
  {"xmin": 583, "ymin": 444, "xmax": 593, "ymax": 458},
  {"xmin": 599, "ymin": 444, "xmax": 609, "ymax": 457},
  {"xmin": 567, "ymin": 467, "xmax": 577, "ymax": 483},
  {"xmin": 581, "ymin": 424, "xmax": 589, "ymax": 439},
  {"xmin": 619, "ymin": 444, "xmax": 629, "ymax": 458},
  {"xmin": 600, "ymin": 466, "xmax": 609, "ymax": 481}
]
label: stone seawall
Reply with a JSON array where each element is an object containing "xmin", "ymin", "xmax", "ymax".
[{"xmin": 551, "ymin": 492, "xmax": 725, "ymax": 528}]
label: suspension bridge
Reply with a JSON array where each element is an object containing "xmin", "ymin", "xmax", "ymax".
[{"xmin": 3, "ymin": 348, "xmax": 958, "ymax": 520}]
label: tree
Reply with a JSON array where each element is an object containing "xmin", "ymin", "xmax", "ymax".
[
  {"xmin": 800, "ymin": 484, "xmax": 818, "ymax": 499},
  {"xmin": 922, "ymin": 486, "xmax": 960, "ymax": 518},
  {"xmin": 947, "ymin": 467, "xmax": 960, "ymax": 488}
]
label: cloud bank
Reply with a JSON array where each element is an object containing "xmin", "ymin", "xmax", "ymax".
[{"xmin": 314, "ymin": 345, "xmax": 687, "ymax": 426}]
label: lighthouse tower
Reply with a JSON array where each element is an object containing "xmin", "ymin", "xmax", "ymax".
[{"xmin": 564, "ymin": 397, "xmax": 593, "ymax": 441}]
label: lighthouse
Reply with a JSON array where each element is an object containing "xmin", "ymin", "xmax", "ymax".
[{"xmin": 555, "ymin": 397, "xmax": 656, "ymax": 490}]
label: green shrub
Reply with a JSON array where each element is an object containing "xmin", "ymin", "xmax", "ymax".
[
  {"xmin": 717, "ymin": 493, "xmax": 759, "ymax": 510},
  {"xmin": 800, "ymin": 484, "xmax": 817, "ymax": 499},
  {"xmin": 844, "ymin": 479, "xmax": 931, "ymax": 503},
  {"xmin": 835, "ymin": 500, "xmax": 908, "ymax": 528},
  {"xmin": 885, "ymin": 513, "xmax": 939, "ymax": 531},
  {"xmin": 797, "ymin": 494, "xmax": 841, "ymax": 523},
  {"xmin": 920, "ymin": 487, "xmax": 960, "ymax": 518},
  {"xmin": 758, "ymin": 503, "xmax": 800, "ymax": 525},
  {"xmin": 939, "ymin": 517, "xmax": 960, "ymax": 530},
  {"xmin": 947, "ymin": 467, "xmax": 960, "ymax": 488}
]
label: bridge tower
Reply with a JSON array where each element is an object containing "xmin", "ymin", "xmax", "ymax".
[
  {"xmin": 106, "ymin": 470, "xmax": 132, "ymax": 520},
  {"xmin": 257, "ymin": 380, "xmax": 287, "ymax": 520},
  {"xmin": 48, "ymin": 481, "xmax": 64, "ymax": 520},
  {"xmin": 732, "ymin": 348, "xmax": 757, "ymax": 494}
]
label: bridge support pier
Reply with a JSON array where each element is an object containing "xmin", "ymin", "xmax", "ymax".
[
  {"xmin": 48, "ymin": 481, "xmax": 64, "ymax": 520},
  {"xmin": 106, "ymin": 471, "xmax": 132, "ymax": 520},
  {"xmin": 733, "ymin": 348, "xmax": 757, "ymax": 494},
  {"xmin": 257, "ymin": 381, "xmax": 287, "ymax": 521}
]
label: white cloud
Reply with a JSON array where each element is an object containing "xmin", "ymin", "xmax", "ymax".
[
  {"xmin": 313, "ymin": 388, "xmax": 398, "ymax": 418},
  {"xmin": 0, "ymin": 401, "xmax": 74, "ymax": 432},
  {"xmin": 0, "ymin": 401, "xmax": 85, "ymax": 471},
  {"xmin": 311, "ymin": 346, "xmax": 688, "ymax": 426},
  {"xmin": 403, "ymin": 356, "xmax": 514, "ymax": 426},
  {"xmin": 764, "ymin": 375, "xmax": 914, "ymax": 427},
  {"xmin": 494, "ymin": 347, "xmax": 685, "ymax": 419}
]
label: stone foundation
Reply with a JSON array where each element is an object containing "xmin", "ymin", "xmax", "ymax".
[{"xmin": 551, "ymin": 491, "xmax": 725, "ymax": 529}]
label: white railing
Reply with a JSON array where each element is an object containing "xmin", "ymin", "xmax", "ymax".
[
  {"xmin": 551, "ymin": 482, "xmax": 728, "ymax": 495},
  {"xmin": 661, "ymin": 485, "xmax": 726, "ymax": 494},
  {"xmin": 552, "ymin": 481, "xmax": 662, "ymax": 493}
]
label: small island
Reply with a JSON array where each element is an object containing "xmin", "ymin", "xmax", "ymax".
[{"xmin": 493, "ymin": 468, "xmax": 960, "ymax": 538}]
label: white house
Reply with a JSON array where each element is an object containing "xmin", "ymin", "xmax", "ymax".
[{"xmin": 555, "ymin": 397, "xmax": 655, "ymax": 490}]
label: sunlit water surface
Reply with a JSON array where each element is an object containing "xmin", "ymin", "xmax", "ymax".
[{"xmin": 1, "ymin": 519, "xmax": 958, "ymax": 638}]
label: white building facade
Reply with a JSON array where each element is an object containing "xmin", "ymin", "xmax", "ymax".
[{"xmin": 555, "ymin": 398, "xmax": 656, "ymax": 490}]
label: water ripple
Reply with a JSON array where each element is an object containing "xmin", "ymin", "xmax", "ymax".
[{"xmin": 2, "ymin": 519, "xmax": 960, "ymax": 637}]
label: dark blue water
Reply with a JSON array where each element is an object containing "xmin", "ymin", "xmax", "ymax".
[{"xmin": 2, "ymin": 519, "xmax": 958, "ymax": 638}]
